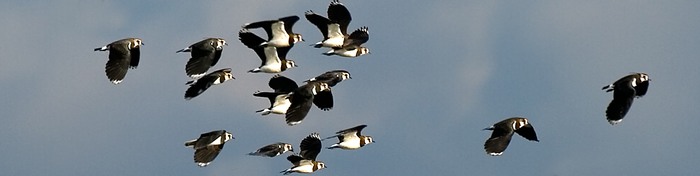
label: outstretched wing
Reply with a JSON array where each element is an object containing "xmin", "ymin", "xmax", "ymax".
[
  {"xmin": 343, "ymin": 27, "xmax": 369, "ymax": 48},
  {"xmin": 327, "ymin": 0, "xmax": 352, "ymax": 35},
  {"xmin": 269, "ymin": 75, "xmax": 298, "ymax": 93},
  {"xmin": 312, "ymin": 90, "xmax": 333, "ymax": 111},
  {"xmin": 239, "ymin": 29, "xmax": 268, "ymax": 64},
  {"xmin": 299, "ymin": 133, "xmax": 322, "ymax": 160},
  {"xmin": 305, "ymin": 11, "xmax": 331, "ymax": 39},
  {"xmin": 514, "ymin": 124, "xmax": 539, "ymax": 141}
]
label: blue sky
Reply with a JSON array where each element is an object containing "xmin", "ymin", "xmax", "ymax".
[{"xmin": 1, "ymin": 1, "xmax": 700, "ymax": 175}]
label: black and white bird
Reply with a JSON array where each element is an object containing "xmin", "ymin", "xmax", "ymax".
[
  {"xmin": 248, "ymin": 142, "xmax": 294, "ymax": 157},
  {"xmin": 242, "ymin": 16, "xmax": 303, "ymax": 47},
  {"xmin": 303, "ymin": 70, "xmax": 352, "ymax": 111},
  {"xmin": 305, "ymin": 70, "xmax": 351, "ymax": 87},
  {"xmin": 184, "ymin": 130, "xmax": 234, "ymax": 167},
  {"xmin": 322, "ymin": 27, "xmax": 370, "ymax": 58},
  {"xmin": 94, "ymin": 38, "xmax": 143, "ymax": 84},
  {"xmin": 323, "ymin": 46, "xmax": 370, "ymax": 58},
  {"xmin": 305, "ymin": 0, "xmax": 352, "ymax": 48},
  {"xmin": 239, "ymin": 29, "xmax": 297, "ymax": 73},
  {"xmin": 483, "ymin": 117, "xmax": 539, "ymax": 156},
  {"xmin": 281, "ymin": 133, "xmax": 326, "ymax": 175},
  {"xmin": 254, "ymin": 74, "xmax": 298, "ymax": 115},
  {"xmin": 185, "ymin": 68, "xmax": 234, "ymax": 100},
  {"xmin": 602, "ymin": 73, "xmax": 650, "ymax": 125},
  {"xmin": 324, "ymin": 125, "xmax": 374, "ymax": 150},
  {"xmin": 285, "ymin": 81, "xmax": 331, "ymax": 126},
  {"xmin": 176, "ymin": 38, "xmax": 227, "ymax": 78}
]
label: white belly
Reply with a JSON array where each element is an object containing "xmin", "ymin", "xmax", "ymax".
[
  {"xmin": 291, "ymin": 164, "xmax": 315, "ymax": 173},
  {"xmin": 270, "ymin": 100, "xmax": 291, "ymax": 114},
  {"xmin": 322, "ymin": 37, "xmax": 344, "ymax": 48},
  {"xmin": 338, "ymin": 137, "xmax": 361, "ymax": 149},
  {"xmin": 259, "ymin": 63, "xmax": 282, "ymax": 73}
]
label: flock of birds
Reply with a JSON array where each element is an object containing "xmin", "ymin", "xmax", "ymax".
[
  {"xmin": 95, "ymin": 0, "xmax": 372, "ymax": 174},
  {"xmin": 92, "ymin": 0, "xmax": 652, "ymax": 174}
]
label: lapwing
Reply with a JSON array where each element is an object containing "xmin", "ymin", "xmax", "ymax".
[
  {"xmin": 94, "ymin": 38, "xmax": 143, "ymax": 84},
  {"xmin": 305, "ymin": 70, "xmax": 351, "ymax": 87},
  {"xmin": 248, "ymin": 142, "xmax": 294, "ymax": 157},
  {"xmin": 176, "ymin": 38, "xmax": 227, "ymax": 78},
  {"xmin": 323, "ymin": 46, "xmax": 370, "ymax": 58},
  {"xmin": 602, "ymin": 73, "xmax": 650, "ymax": 125},
  {"xmin": 184, "ymin": 130, "xmax": 234, "ymax": 167},
  {"xmin": 285, "ymin": 81, "xmax": 331, "ymax": 126},
  {"xmin": 324, "ymin": 125, "xmax": 374, "ymax": 150},
  {"xmin": 184, "ymin": 68, "xmax": 234, "ymax": 100},
  {"xmin": 242, "ymin": 15, "xmax": 303, "ymax": 47},
  {"xmin": 239, "ymin": 29, "xmax": 297, "ymax": 73},
  {"xmin": 254, "ymin": 74, "xmax": 298, "ymax": 115},
  {"xmin": 281, "ymin": 133, "xmax": 326, "ymax": 175},
  {"xmin": 483, "ymin": 117, "xmax": 539, "ymax": 156},
  {"xmin": 304, "ymin": 70, "xmax": 351, "ymax": 111},
  {"xmin": 323, "ymin": 26, "xmax": 370, "ymax": 57},
  {"xmin": 305, "ymin": 0, "xmax": 352, "ymax": 48}
]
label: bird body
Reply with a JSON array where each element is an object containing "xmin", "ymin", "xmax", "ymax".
[
  {"xmin": 285, "ymin": 82, "xmax": 331, "ymax": 125},
  {"xmin": 243, "ymin": 15, "xmax": 303, "ymax": 47},
  {"xmin": 305, "ymin": 0, "xmax": 353, "ymax": 48},
  {"xmin": 248, "ymin": 142, "xmax": 293, "ymax": 157},
  {"xmin": 602, "ymin": 73, "xmax": 650, "ymax": 125},
  {"xmin": 255, "ymin": 75, "xmax": 298, "ymax": 115},
  {"xmin": 177, "ymin": 38, "xmax": 227, "ymax": 78},
  {"xmin": 94, "ymin": 38, "xmax": 143, "ymax": 84},
  {"xmin": 483, "ymin": 117, "xmax": 538, "ymax": 156},
  {"xmin": 239, "ymin": 29, "xmax": 297, "ymax": 73},
  {"xmin": 184, "ymin": 130, "xmax": 234, "ymax": 167},
  {"xmin": 326, "ymin": 125, "xmax": 373, "ymax": 150},
  {"xmin": 281, "ymin": 133, "xmax": 326, "ymax": 175},
  {"xmin": 184, "ymin": 68, "xmax": 234, "ymax": 100}
]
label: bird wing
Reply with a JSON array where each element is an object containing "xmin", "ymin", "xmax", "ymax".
[
  {"xmin": 269, "ymin": 75, "xmax": 299, "ymax": 93},
  {"xmin": 193, "ymin": 130, "xmax": 226, "ymax": 149},
  {"xmin": 185, "ymin": 39, "xmax": 217, "ymax": 77},
  {"xmin": 238, "ymin": 30, "xmax": 268, "ymax": 65},
  {"xmin": 634, "ymin": 80, "xmax": 649, "ymax": 97},
  {"xmin": 279, "ymin": 15, "xmax": 300, "ymax": 34},
  {"xmin": 305, "ymin": 11, "xmax": 331, "ymax": 39},
  {"xmin": 343, "ymin": 27, "xmax": 369, "ymax": 48},
  {"xmin": 299, "ymin": 133, "xmax": 322, "ymax": 160},
  {"xmin": 194, "ymin": 144, "xmax": 224, "ymax": 165},
  {"xmin": 243, "ymin": 20, "xmax": 276, "ymax": 41},
  {"xmin": 312, "ymin": 90, "xmax": 333, "ymax": 111},
  {"xmin": 327, "ymin": 0, "xmax": 352, "ymax": 35},
  {"xmin": 184, "ymin": 73, "xmax": 219, "ymax": 100},
  {"xmin": 514, "ymin": 124, "xmax": 539, "ymax": 141}
]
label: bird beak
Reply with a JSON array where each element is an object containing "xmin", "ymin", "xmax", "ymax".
[{"xmin": 482, "ymin": 126, "xmax": 494, "ymax": 131}]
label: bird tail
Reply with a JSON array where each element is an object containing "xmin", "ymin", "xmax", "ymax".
[
  {"xmin": 322, "ymin": 50, "xmax": 334, "ymax": 56},
  {"xmin": 184, "ymin": 139, "xmax": 196, "ymax": 148},
  {"xmin": 255, "ymin": 109, "xmax": 271, "ymax": 115},
  {"xmin": 248, "ymin": 68, "xmax": 261, "ymax": 73},
  {"xmin": 280, "ymin": 169, "xmax": 293, "ymax": 175},
  {"xmin": 327, "ymin": 144, "xmax": 340, "ymax": 149},
  {"xmin": 311, "ymin": 42, "xmax": 323, "ymax": 48},
  {"xmin": 94, "ymin": 46, "xmax": 108, "ymax": 51},
  {"xmin": 176, "ymin": 47, "xmax": 191, "ymax": 53},
  {"xmin": 602, "ymin": 84, "xmax": 614, "ymax": 92}
]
